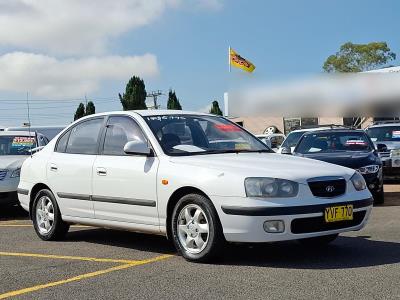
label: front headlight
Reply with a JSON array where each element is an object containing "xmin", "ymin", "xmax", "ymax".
[
  {"xmin": 351, "ymin": 172, "xmax": 366, "ymax": 191},
  {"xmin": 10, "ymin": 168, "xmax": 21, "ymax": 178},
  {"xmin": 358, "ymin": 165, "xmax": 380, "ymax": 174},
  {"xmin": 245, "ymin": 177, "xmax": 299, "ymax": 198}
]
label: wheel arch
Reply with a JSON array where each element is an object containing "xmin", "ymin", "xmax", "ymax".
[
  {"xmin": 166, "ymin": 186, "xmax": 215, "ymax": 240},
  {"xmin": 29, "ymin": 183, "xmax": 52, "ymax": 219}
]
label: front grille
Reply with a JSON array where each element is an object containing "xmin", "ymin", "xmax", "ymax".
[
  {"xmin": 0, "ymin": 170, "xmax": 7, "ymax": 181},
  {"xmin": 291, "ymin": 211, "xmax": 366, "ymax": 234},
  {"xmin": 308, "ymin": 178, "xmax": 346, "ymax": 198}
]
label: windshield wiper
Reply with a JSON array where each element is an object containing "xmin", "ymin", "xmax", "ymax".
[{"xmin": 196, "ymin": 149, "xmax": 272, "ymax": 155}]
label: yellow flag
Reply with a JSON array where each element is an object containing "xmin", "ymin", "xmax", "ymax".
[{"xmin": 229, "ymin": 48, "xmax": 255, "ymax": 73}]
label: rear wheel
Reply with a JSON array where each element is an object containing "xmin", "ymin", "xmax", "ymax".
[
  {"xmin": 32, "ymin": 189, "xmax": 69, "ymax": 241},
  {"xmin": 298, "ymin": 234, "xmax": 338, "ymax": 246},
  {"xmin": 171, "ymin": 193, "xmax": 224, "ymax": 262}
]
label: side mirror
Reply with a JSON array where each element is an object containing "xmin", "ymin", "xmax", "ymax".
[
  {"xmin": 376, "ymin": 143, "xmax": 388, "ymax": 152},
  {"xmin": 280, "ymin": 147, "xmax": 292, "ymax": 155},
  {"xmin": 123, "ymin": 140, "xmax": 152, "ymax": 156}
]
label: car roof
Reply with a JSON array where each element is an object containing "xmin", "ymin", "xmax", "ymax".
[
  {"xmin": 302, "ymin": 128, "xmax": 365, "ymax": 135},
  {"xmin": 0, "ymin": 131, "xmax": 36, "ymax": 136},
  {"xmin": 288, "ymin": 127, "xmax": 332, "ymax": 134},
  {"xmin": 368, "ymin": 123, "xmax": 400, "ymax": 128},
  {"xmin": 74, "ymin": 110, "xmax": 212, "ymax": 121}
]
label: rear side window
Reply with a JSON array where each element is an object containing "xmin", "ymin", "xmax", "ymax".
[
  {"xmin": 65, "ymin": 118, "xmax": 103, "ymax": 154},
  {"xmin": 55, "ymin": 130, "xmax": 71, "ymax": 153},
  {"xmin": 103, "ymin": 116, "xmax": 147, "ymax": 155}
]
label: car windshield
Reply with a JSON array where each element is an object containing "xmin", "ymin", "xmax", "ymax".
[
  {"xmin": 295, "ymin": 131, "xmax": 372, "ymax": 154},
  {"xmin": 0, "ymin": 136, "xmax": 36, "ymax": 155},
  {"xmin": 366, "ymin": 126, "xmax": 400, "ymax": 142},
  {"xmin": 144, "ymin": 114, "xmax": 271, "ymax": 156},
  {"xmin": 281, "ymin": 131, "xmax": 304, "ymax": 148}
]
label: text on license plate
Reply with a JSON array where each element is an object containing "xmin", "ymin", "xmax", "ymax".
[{"xmin": 324, "ymin": 205, "xmax": 353, "ymax": 223}]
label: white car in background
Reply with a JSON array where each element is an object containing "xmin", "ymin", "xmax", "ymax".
[
  {"xmin": 18, "ymin": 111, "xmax": 372, "ymax": 262},
  {"xmin": 256, "ymin": 133, "xmax": 286, "ymax": 151},
  {"xmin": 0, "ymin": 131, "xmax": 49, "ymax": 205}
]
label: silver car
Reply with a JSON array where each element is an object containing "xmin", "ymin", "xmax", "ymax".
[{"xmin": 0, "ymin": 131, "xmax": 48, "ymax": 205}]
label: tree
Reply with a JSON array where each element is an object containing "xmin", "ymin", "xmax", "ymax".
[
  {"xmin": 209, "ymin": 100, "xmax": 223, "ymax": 116},
  {"xmin": 167, "ymin": 90, "xmax": 182, "ymax": 110},
  {"xmin": 74, "ymin": 103, "xmax": 85, "ymax": 121},
  {"xmin": 85, "ymin": 101, "xmax": 96, "ymax": 116},
  {"xmin": 323, "ymin": 42, "xmax": 396, "ymax": 73},
  {"xmin": 119, "ymin": 76, "xmax": 147, "ymax": 110}
]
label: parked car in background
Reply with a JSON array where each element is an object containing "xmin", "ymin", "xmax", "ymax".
[
  {"xmin": 277, "ymin": 127, "xmax": 333, "ymax": 154},
  {"xmin": 18, "ymin": 111, "xmax": 373, "ymax": 262},
  {"xmin": 365, "ymin": 121, "xmax": 400, "ymax": 180},
  {"xmin": 256, "ymin": 133, "xmax": 286, "ymax": 151},
  {"xmin": 0, "ymin": 131, "xmax": 48, "ymax": 205},
  {"xmin": 6, "ymin": 126, "xmax": 66, "ymax": 141},
  {"xmin": 287, "ymin": 128, "xmax": 384, "ymax": 204}
]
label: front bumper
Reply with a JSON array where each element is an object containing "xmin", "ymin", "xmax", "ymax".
[
  {"xmin": 0, "ymin": 177, "xmax": 20, "ymax": 204},
  {"xmin": 381, "ymin": 157, "xmax": 400, "ymax": 179},
  {"xmin": 214, "ymin": 195, "xmax": 373, "ymax": 243}
]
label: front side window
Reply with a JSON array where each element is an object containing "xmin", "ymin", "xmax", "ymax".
[
  {"xmin": 366, "ymin": 126, "xmax": 400, "ymax": 142},
  {"xmin": 144, "ymin": 115, "xmax": 270, "ymax": 156},
  {"xmin": 295, "ymin": 131, "xmax": 372, "ymax": 154},
  {"xmin": 103, "ymin": 116, "xmax": 147, "ymax": 155},
  {"xmin": 280, "ymin": 131, "xmax": 304, "ymax": 149},
  {"xmin": 65, "ymin": 118, "xmax": 103, "ymax": 154},
  {"xmin": 0, "ymin": 136, "xmax": 36, "ymax": 155}
]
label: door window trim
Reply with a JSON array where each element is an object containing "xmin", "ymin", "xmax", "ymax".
[
  {"xmin": 54, "ymin": 116, "xmax": 106, "ymax": 155},
  {"xmin": 99, "ymin": 114, "xmax": 155, "ymax": 157}
]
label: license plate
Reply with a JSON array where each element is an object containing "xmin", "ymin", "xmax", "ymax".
[{"xmin": 324, "ymin": 205, "xmax": 353, "ymax": 223}]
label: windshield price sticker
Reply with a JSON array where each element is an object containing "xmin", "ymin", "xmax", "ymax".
[
  {"xmin": 345, "ymin": 140, "xmax": 367, "ymax": 145},
  {"xmin": 12, "ymin": 137, "xmax": 35, "ymax": 147},
  {"xmin": 392, "ymin": 131, "xmax": 400, "ymax": 138},
  {"xmin": 146, "ymin": 116, "xmax": 186, "ymax": 121}
]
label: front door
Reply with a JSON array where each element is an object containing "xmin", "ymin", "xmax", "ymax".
[{"xmin": 92, "ymin": 116, "xmax": 159, "ymax": 226}]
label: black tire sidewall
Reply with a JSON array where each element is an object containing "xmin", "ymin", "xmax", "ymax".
[
  {"xmin": 32, "ymin": 189, "xmax": 63, "ymax": 241},
  {"xmin": 171, "ymin": 194, "xmax": 222, "ymax": 262}
]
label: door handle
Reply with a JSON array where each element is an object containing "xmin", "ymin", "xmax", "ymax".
[
  {"xmin": 96, "ymin": 167, "xmax": 107, "ymax": 176},
  {"xmin": 50, "ymin": 163, "xmax": 58, "ymax": 172}
]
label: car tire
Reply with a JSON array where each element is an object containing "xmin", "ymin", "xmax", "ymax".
[
  {"xmin": 373, "ymin": 189, "xmax": 384, "ymax": 205},
  {"xmin": 32, "ymin": 189, "xmax": 69, "ymax": 241},
  {"xmin": 298, "ymin": 233, "xmax": 339, "ymax": 246},
  {"xmin": 171, "ymin": 193, "xmax": 224, "ymax": 262},
  {"xmin": 264, "ymin": 125, "xmax": 278, "ymax": 134}
]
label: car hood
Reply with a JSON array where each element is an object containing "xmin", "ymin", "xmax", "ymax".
[
  {"xmin": 168, "ymin": 153, "xmax": 355, "ymax": 184},
  {"xmin": 0, "ymin": 155, "xmax": 28, "ymax": 170}
]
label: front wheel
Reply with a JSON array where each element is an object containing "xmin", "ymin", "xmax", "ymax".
[
  {"xmin": 373, "ymin": 189, "xmax": 384, "ymax": 205},
  {"xmin": 32, "ymin": 189, "xmax": 69, "ymax": 241},
  {"xmin": 171, "ymin": 194, "xmax": 224, "ymax": 262}
]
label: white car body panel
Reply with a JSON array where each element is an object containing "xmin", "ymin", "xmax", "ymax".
[{"xmin": 18, "ymin": 111, "xmax": 373, "ymax": 243}]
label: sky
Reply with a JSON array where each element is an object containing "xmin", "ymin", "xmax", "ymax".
[{"xmin": 0, "ymin": 0, "xmax": 399, "ymax": 127}]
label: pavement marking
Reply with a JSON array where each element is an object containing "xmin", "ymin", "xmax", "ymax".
[
  {"xmin": 0, "ymin": 251, "xmax": 168, "ymax": 264},
  {"xmin": 0, "ymin": 253, "xmax": 172, "ymax": 299}
]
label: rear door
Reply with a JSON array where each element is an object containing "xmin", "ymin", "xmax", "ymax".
[
  {"xmin": 47, "ymin": 117, "xmax": 104, "ymax": 218},
  {"xmin": 92, "ymin": 115, "xmax": 159, "ymax": 226}
]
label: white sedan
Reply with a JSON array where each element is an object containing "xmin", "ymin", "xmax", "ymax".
[{"xmin": 18, "ymin": 111, "xmax": 373, "ymax": 262}]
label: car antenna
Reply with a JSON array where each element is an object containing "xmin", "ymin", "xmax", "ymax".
[{"xmin": 26, "ymin": 92, "xmax": 33, "ymax": 158}]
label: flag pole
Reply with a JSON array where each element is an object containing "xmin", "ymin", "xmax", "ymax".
[{"xmin": 228, "ymin": 46, "xmax": 231, "ymax": 73}]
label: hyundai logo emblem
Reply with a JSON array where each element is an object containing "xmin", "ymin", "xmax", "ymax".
[{"xmin": 325, "ymin": 185, "xmax": 335, "ymax": 193}]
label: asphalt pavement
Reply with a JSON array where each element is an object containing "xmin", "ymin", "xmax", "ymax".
[{"xmin": 0, "ymin": 185, "xmax": 399, "ymax": 299}]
